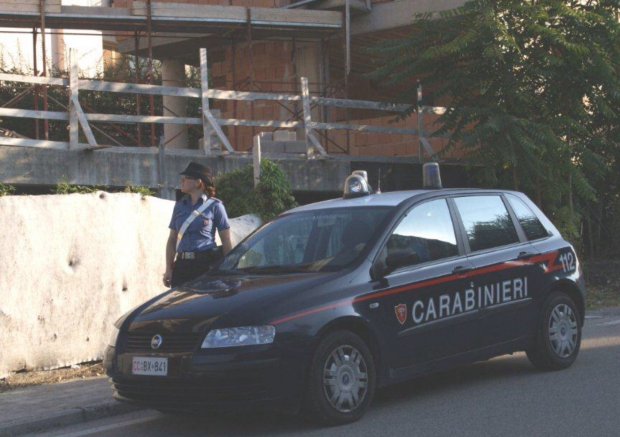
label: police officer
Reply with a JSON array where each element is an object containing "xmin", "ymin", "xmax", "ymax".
[{"xmin": 163, "ymin": 162, "xmax": 233, "ymax": 288}]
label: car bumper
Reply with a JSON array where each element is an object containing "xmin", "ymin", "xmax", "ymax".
[{"xmin": 103, "ymin": 344, "xmax": 305, "ymax": 413}]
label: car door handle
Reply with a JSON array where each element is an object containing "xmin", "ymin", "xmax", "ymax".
[
  {"xmin": 517, "ymin": 251, "xmax": 536, "ymax": 260},
  {"xmin": 452, "ymin": 265, "xmax": 473, "ymax": 275}
]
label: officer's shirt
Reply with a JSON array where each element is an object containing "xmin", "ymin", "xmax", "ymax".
[{"xmin": 169, "ymin": 194, "xmax": 231, "ymax": 253}]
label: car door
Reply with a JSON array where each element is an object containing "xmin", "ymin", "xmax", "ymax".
[
  {"xmin": 371, "ymin": 197, "xmax": 479, "ymax": 371},
  {"xmin": 451, "ymin": 194, "xmax": 544, "ymax": 347}
]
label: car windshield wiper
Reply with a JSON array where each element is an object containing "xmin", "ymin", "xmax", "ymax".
[
  {"xmin": 209, "ymin": 268, "xmax": 242, "ymax": 276},
  {"xmin": 235, "ymin": 265, "xmax": 311, "ymax": 274}
]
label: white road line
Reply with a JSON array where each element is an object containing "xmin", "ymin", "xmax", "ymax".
[
  {"xmin": 600, "ymin": 319, "xmax": 620, "ymax": 326},
  {"xmin": 38, "ymin": 411, "xmax": 161, "ymax": 437}
]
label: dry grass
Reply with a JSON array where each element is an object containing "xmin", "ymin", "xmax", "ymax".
[{"xmin": 0, "ymin": 362, "xmax": 105, "ymax": 393}]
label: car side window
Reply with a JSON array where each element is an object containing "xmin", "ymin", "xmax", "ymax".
[
  {"xmin": 454, "ymin": 195, "xmax": 520, "ymax": 252},
  {"xmin": 506, "ymin": 194, "xmax": 550, "ymax": 241},
  {"xmin": 384, "ymin": 199, "xmax": 458, "ymax": 269}
]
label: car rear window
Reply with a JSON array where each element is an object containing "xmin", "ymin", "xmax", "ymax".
[
  {"xmin": 506, "ymin": 194, "xmax": 550, "ymax": 241},
  {"xmin": 454, "ymin": 195, "xmax": 520, "ymax": 252}
]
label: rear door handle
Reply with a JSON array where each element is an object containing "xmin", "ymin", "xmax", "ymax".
[
  {"xmin": 517, "ymin": 251, "xmax": 536, "ymax": 260},
  {"xmin": 452, "ymin": 265, "xmax": 473, "ymax": 275}
]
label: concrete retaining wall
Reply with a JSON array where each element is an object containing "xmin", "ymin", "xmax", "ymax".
[{"xmin": 0, "ymin": 193, "xmax": 261, "ymax": 378}]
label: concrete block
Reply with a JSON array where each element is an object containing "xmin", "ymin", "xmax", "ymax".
[
  {"xmin": 284, "ymin": 141, "xmax": 308, "ymax": 154},
  {"xmin": 273, "ymin": 130, "xmax": 297, "ymax": 142},
  {"xmin": 0, "ymin": 193, "xmax": 261, "ymax": 378}
]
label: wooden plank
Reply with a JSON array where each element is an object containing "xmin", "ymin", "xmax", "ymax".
[
  {"xmin": 253, "ymin": 134, "xmax": 261, "ymax": 188},
  {"xmin": 420, "ymin": 137, "xmax": 435, "ymax": 157},
  {"xmin": 86, "ymin": 113, "xmax": 201, "ymax": 125},
  {"xmin": 71, "ymin": 95, "xmax": 98, "ymax": 148},
  {"xmin": 307, "ymin": 130, "xmax": 327, "ymax": 157},
  {"xmin": 203, "ymin": 111, "xmax": 234, "ymax": 153},
  {"xmin": 301, "ymin": 77, "xmax": 327, "ymax": 156},
  {"xmin": 312, "ymin": 96, "xmax": 411, "ymax": 112},
  {"xmin": 0, "ymin": 107, "xmax": 68, "ymax": 121},
  {"xmin": 0, "ymin": 73, "xmax": 67, "ymax": 87},
  {"xmin": 310, "ymin": 121, "xmax": 419, "ymax": 135},
  {"xmin": 209, "ymin": 89, "xmax": 300, "ymax": 102},
  {"xmin": 69, "ymin": 50, "xmax": 78, "ymax": 150},
  {"xmin": 217, "ymin": 119, "xmax": 301, "ymax": 129},
  {"xmin": 0, "ymin": 137, "xmax": 92, "ymax": 150},
  {"xmin": 422, "ymin": 106, "xmax": 447, "ymax": 115},
  {"xmin": 200, "ymin": 48, "xmax": 212, "ymax": 155},
  {"xmin": 79, "ymin": 79, "xmax": 300, "ymax": 101},
  {"xmin": 79, "ymin": 79, "xmax": 200, "ymax": 98}
]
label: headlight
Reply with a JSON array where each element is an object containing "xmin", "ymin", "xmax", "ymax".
[
  {"xmin": 107, "ymin": 325, "xmax": 120, "ymax": 348},
  {"xmin": 201, "ymin": 326, "xmax": 276, "ymax": 348}
]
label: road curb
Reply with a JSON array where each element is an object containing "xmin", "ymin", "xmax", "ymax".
[{"xmin": 0, "ymin": 401, "xmax": 142, "ymax": 436}]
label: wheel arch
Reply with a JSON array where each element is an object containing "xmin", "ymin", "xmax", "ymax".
[
  {"xmin": 314, "ymin": 316, "xmax": 386, "ymax": 385},
  {"xmin": 549, "ymin": 279, "xmax": 586, "ymax": 326}
]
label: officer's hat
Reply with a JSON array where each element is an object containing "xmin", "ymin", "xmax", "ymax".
[{"xmin": 180, "ymin": 162, "xmax": 213, "ymax": 187}]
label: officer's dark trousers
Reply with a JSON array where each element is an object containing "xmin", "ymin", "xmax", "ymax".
[{"xmin": 170, "ymin": 249, "xmax": 222, "ymax": 287}]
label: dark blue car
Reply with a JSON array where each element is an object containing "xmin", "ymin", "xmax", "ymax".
[{"xmin": 105, "ymin": 170, "xmax": 585, "ymax": 425}]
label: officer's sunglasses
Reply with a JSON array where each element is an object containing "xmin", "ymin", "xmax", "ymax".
[{"xmin": 181, "ymin": 175, "xmax": 198, "ymax": 181}]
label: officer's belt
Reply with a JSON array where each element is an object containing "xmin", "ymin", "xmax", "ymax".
[{"xmin": 177, "ymin": 249, "xmax": 221, "ymax": 261}]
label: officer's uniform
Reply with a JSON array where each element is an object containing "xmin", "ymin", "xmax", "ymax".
[{"xmin": 169, "ymin": 194, "xmax": 230, "ymax": 286}]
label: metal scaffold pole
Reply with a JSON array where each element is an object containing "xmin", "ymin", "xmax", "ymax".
[
  {"xmin": 39, "ymin": 0, "xmax": 49, "ymax": 140},
  {"xmin": 146, "ymin": 0, "xmax": 156, "ymax": 147}
]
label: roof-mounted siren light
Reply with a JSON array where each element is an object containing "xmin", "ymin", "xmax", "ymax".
[
  {"xmin": 422, "ymin": 162, "xmax": 443, "ymax": 189},
  {"xmin": 343, "ymin": 170, "xmax": 371, "ymax": 199}
]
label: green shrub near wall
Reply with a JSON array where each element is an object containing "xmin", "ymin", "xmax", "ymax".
[
  {"xmin": 217, "ymin": 160, "xmax": 296, "ymax": 222},
  {"xmin": 0, "ymin": 183, "xmax": 15, "ymax": 196}
]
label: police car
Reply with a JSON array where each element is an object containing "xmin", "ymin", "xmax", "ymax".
[{"xmin": 104, "ymin": 164, "xmax": 585, "ymax": 425}]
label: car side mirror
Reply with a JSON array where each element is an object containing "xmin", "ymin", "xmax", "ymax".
[
  {"xmin": 370, "ymin": 261, "xmax": 386, "ymax": 281},
  {"xmin": 371, "ymin": 250, "xmax": 419, "ymax": 280},
  {"xmin": 385, "ymin": 250, "xmax": 419, "ymax": 273}
]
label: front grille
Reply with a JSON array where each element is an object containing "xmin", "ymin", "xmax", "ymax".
[
  {"xmin": 113, "ymin": 374, "xmax": 270, "ymax": 405},
  {"xmin": 123, "ymin": 333, "xmax": 201, "ymax": 353}
]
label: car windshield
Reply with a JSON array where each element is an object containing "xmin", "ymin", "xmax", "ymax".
[{"xmin": 218, "ymin": 207, "xmax": 393, "ymax": 274}]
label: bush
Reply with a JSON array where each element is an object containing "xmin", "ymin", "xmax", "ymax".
[
  {"xmin": 217, "ymin": 160, "xmax": 296, "ymax": 221},
  {"xmin": 0, "ymin": 183, "xmax": 15, "ymax": 196},
  {"xmin": 124, "ymin": 184, "xmax": 156, "ymax": 197},
  {"xmin": 53, "ymin": 180, "xmax": 100, "ymax": 194}
]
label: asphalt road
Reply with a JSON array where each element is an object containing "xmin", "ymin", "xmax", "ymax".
[{"xmin": 41, "ymin": 308, "xmax": 620, "ymax": 437}]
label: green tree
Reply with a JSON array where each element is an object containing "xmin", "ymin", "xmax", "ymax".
[
  {"xmin": 217, "ymin": 160, "xmax": 297, "ymax": 221},
  {"xmin": 372, "ymin": 0, "xmax": 620, "ymax": 257}
]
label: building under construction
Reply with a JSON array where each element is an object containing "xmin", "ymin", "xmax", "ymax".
[{"xmin": 0, "ymin": 1, "xmax": 469, "ymax": 195}]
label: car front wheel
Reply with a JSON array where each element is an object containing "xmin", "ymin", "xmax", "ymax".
[
  {"xmin": 305, "ymin": 330, "xmax": 376, "ymax": 425},
  {"xmin": 527, "ymin": 291, "xmax": 582, "ymax": 371}
]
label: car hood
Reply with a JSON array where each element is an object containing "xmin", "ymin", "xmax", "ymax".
[{"xmin": 127, "ymin": 271, "xmax": 337, "ymax": 332}]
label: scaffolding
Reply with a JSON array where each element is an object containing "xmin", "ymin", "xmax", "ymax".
[{"xmin": 0, "ymin": 1, "xmax": 448, "ymax": 160}]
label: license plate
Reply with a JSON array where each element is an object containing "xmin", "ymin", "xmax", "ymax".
[{"xmin": 132, "ymin": 357, "xmax": 168, "ymax": 376}]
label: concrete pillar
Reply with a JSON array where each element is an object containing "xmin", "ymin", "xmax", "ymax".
[
  {"xmin": 51, "ymin": 29, "xmax": 66, "ymax": 72},
  {"xmin": 161, "ymin": 59, "xmax": 188, "ymax": 149}
]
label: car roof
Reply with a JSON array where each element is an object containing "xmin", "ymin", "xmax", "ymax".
[{"xmin": 287, "ymin": 188, "xmax": 520, "ymax": 213}]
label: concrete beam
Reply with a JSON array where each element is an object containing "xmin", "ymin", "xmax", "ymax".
[
  {"xmin": 0, "ymin": 146, "xmax": 353, "ymax": 193},
  {"xmin": 161, "ymin": 59, "xmax": 189, "ymax": 149},
  {"xmin": 351, "ymin": 0, "xmax": 467, "ymax": 35}
]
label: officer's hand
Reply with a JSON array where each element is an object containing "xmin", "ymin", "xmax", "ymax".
[{"xmin": 163, "ymin": 271, "xmax": 172, "ymax": 288}]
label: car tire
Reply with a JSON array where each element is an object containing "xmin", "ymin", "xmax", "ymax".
[
  {"xmin": 526, "ymin": 291, "xmax": 582, "ymax": 371},
  {"xmin": 305, "ymin": 330, "xmax": 376, "ymax": 425}
]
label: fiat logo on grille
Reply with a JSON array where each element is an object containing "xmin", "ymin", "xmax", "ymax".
[{"xmin": 151, "ymin": 334, "xmax": 163, "ymax": 350}]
